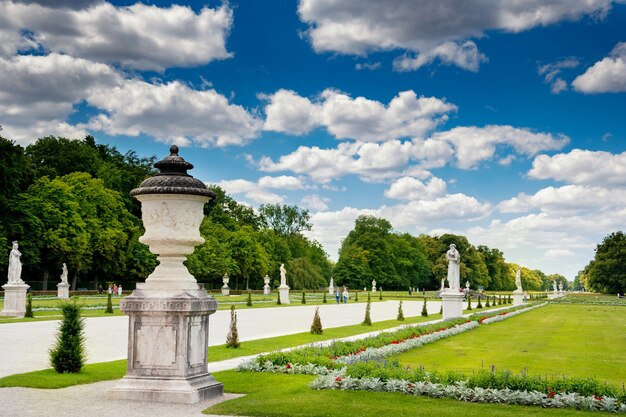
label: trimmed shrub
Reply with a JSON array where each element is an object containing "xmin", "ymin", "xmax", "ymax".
[
  {"xmin": 485, "ymin": 295, "xmax": 490, "ymax": 307},
  {"xmin": 421, "ymin": 298, "xmax": 428, "ymax": 317},
  {"xmin": 355, "ymin": 292, "xmax": 359, "ymax": 302},
  {"xmin": 508, "ymin": 295, "xmax": 512, "ymax": 304},
  {"xmin": 301, "ymin": 291, "xmax": 306, "ymax": 304},
  {"xmin": 310, "ymin": 307, "xmax": 323, "ymax": 334},
  {"xmin": 25, "ymin": 293, "xmax": 33, "ymax": 318},
  {"xmin": 323, "ymin": 292, "xmax": 327, "ymax": 303},
  {"xmin": 246, "ymin": 292, "xmax": 252, "ymax": 307},
  {"xmin": 49, "ymin": 303, "xmax": 85, "ymax": 373},
  {"xmin": 498, "ymin": 295, "xmax": 502, "ymax": 305},
  {"xmin": 492, "ymin": 295, "xmax": 496, "ymax": 305},
  {"xmin": 226, "ymin": 305, "xmax": 240, "ymax": 348},
  {"xmin": 367, "ymin": 292, "xmax": 371, "ymax": 302},
  {"xmin": 439, "ymin": 304, "xmax": 443, "ymax": 315},
  {"xmin": 397, "ymin": 301, "xmax": 405, "ymax": 321},
  {"xmin": 105, "ymin": 292, "xmax": 113, "ymax": 314},
  {"xmin": 379, "ymin": 291, "xmax": 383, "ymax": 301},
  {"xmin": 467, "ymin": 294, "xmax": 472, "ymax": 310},
  {"xmin": 477, "ymin": 296, "xmax": 483, "ymax": 309},
  {"xmin": 362, "ymin": 300, "xmax": 372, "ymax": 325},
  {"xmin": 277, "ymin": 291, "xmax": 281, "ymax": 305}
]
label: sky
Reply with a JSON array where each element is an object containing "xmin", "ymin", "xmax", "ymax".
[{"xmin": 1, "ymin": 0, "xmax": 625, "ymax": 279}]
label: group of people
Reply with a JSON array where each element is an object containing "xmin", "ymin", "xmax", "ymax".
[
  {"xmin": 334, "ymin": 287, "xmax": 349, "ymax": 304},
  {"xmin": 106, "ymin": 283, "xmax": 123, "ymax": 296}
]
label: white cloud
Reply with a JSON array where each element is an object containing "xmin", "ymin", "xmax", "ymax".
[
  {"xmin": 216, "ymin": 179, "xmax": 284, "ymax": 205},
  {"xmin": 298, "ymin": 0, "xmax": 614, "ymax": 71},
  {"xmin": 0, "ymin": 53, "xmax": 120, "ymax": 143},
  {"xmin": 572, "ymin": 42, "xmax": 626, "ymax": 93},
  {"xmin": 261, "ymin": 89, "xmax": 457, "ymax": 141},
  {"xmin": 86, "ymin": 79, "xmax": 262, "ymax": 147},
  {"xmin": 537, "ymin": 58, "xmax": 579, "ymax": 94},
  {"xmin": 355, "ymin": 62, "xmax": 381, "ymax": 71},
  {"xmin": 544, "ymin": 248, "xmax": 576, "ymax": 259},
  {"xmin": 393, "ymin": 41, "xmax": 487, "ymax": 72},
  {"xmin": 300, "ymin": 194, "xmax": 330, "ymax": 211},
  {"xmin": 258, "ymin": 175, "xmax": 306, "ymax": 190},
  {"xmin": 499, "ymin": 185, "xmax": 626, "ymax": 215},
  {"xmin": 431, "ymin": 125, "xmax": 569, "ymax": 169},
  {"xmin": 384, "ymin": 176, "xmax": 447, "ymax": 200},
  {"xmin": 0, "ymin": 1, "xmax": 233, "ymax": 71},
  {"xmin": 498, "ymin": 155, "xmax": 516, "ymax": 166},
  {"xmin": 528, "ymin": 149, "xmax": 626, "ymax": 185}
]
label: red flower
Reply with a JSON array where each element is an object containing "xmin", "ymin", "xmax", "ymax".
[
  {"xmin": 407, "ymin": 383, "xmax": 415, "ymax": 389},
  {"xmin": 595, "ymin": 395, "xmax": 602, "ymax": 401},
  {"xmin": 547, "ymin": 387, "xmax": 555, "ymax": 398},
  {"xmin": 286, "ymin": 363, "xmax": 292, "ymax": 369},
  {"xmin": 335, "ymin": 376, "xmax": 343, "ymax": 382}
]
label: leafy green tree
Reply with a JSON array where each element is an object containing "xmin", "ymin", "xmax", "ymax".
[
  {"xmin": 259, "ymin": 204, "xmax": 311, "ymax": 236},
  {"xmin": 228, "ymin": 226, "xmax": 269, "ymax": 290}
]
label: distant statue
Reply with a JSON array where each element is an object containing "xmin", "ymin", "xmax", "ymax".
[
  {"xmin": 552, "ymin": 280, "xmax": 558, "ymax": 292},
  {"xmin": 7, "ymin": 241, "xmax": 23, "ymax": 284},
  {"xmin": 440, "ymin": 278, "xmax": 445, "ymax": 291},
  {"xmin": 446, "ymin": 244, "xmax": 460, "ymax": 290},
  {"xmin": 558, "ymin": 282, "xmax": 563, "ymax": 292},
  {"xmin": 515, "ymin": 269, "xmax": 522, "ymax": 292},
  {"xmin": 280, "ymin": 263, "xmax": 286, "ymax": 287},
  {"xmin": 329, "ymin": 277, "xmax": 334, "ymax": 288},
  {"xmin": 465, "ymin": 281, "xmax": 470, "ymax": 290},
  {"xmin": 371, "ymin": 279, "xmax": 376, "ymax": 291},
  {"xmin": 60, "ymin": 263, "xmax": 68, "ymax": 284}
]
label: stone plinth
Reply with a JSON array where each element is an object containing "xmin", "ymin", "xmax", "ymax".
[
  {"xmin": 441, "ymin": 290, "xmax": 464, "ymax": 320},
  {"xmin": 548, "ymin": 293, "xmax": 559, "ymax": 299},
  {"xmin": 57, "ymin": 282, "xmax": 70, "ymax": 299},
  {"xmin": 221, "ymin": 286, "xmax": 229, "ymax": 296},
  {"xmin": 512, "ymin": 292, "xmax": 524, "ymax": 306},
  {"xmin": 263, "ymin": 284, "xmax": 270, "ymax": 295},
  {"xmin": 279, "ymin": 285, "xmax": 290, "ymax": 304},
  {"xmin": 1, "ymin": 283, "xmax": 29, "ymax": 317},
  {"xmin": 109, "ymin": 284, "xmax": 223, "ymax": 403}
]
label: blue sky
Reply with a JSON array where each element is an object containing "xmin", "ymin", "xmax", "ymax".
[{"xmin": 1, "ymin": 0, "xmax": 625, "ymax": 279}]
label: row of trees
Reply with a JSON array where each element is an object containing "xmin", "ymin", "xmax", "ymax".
[
  {"xmin": 575, "ymin": 231, "xmax": 625, "ymax": 294},
  {"xmin": 333, "ymin": 215, "xmax": 565, "ymax": 291}
]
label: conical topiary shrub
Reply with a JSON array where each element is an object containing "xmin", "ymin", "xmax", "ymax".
[
  {"xmin": 226, "ymin": 305, "xmax": 240, "ymax": 348},
  {"xmin": 301, "ymin": 291, "xmax": 306, "ymax": 304},
  {"xmin": 421, "ymin": 298, "xmax": 428, "ymax": 317},
  {"xmin": 362, "ymin": 300, "xmax": 372, "ymax": 325},
  {"xmin": 105, "ymin": 292, "xmax": 113, "ymax": 314},
  {"xmin": 323, "ymin": 292, "xmax": 327, "ymax": 303},
  {"xmin": 467, "ymin": 294, "xmax": 472, "ymax": 310},
  {"xmin": 492, "ymin": 295, "xmax": 496, "ymax": 305},
  {"xmin": 477, "ymin": 296, "xmax": 483, "ymax": 309},
  {"xmin": 397, "ymin": 300, "xmax": 405, "ymax": 321},
  {"xmin": 25, "ymin": 293, "xmax": 33, "ymax": 318},
  {"xmin": 367, "ymin": 292, "xmax": 371, "ymax": 302},
  {"xmin": 246, "ymin": 291, "xmax": 252, "ymax": 307},
  {"xmin": 355, "ymin": 292, "xmax": 359, "ymax": 302},
  {"xmin": 379, "ymin": 291, "xmax": 383, "ymax": 300},
  {"xmin": 310, "ymin": 307, "xmax": 323, "ymax": 334},
  {"xmin": 485, "ymin": 295, "xmax": 491, "ymax": 307},
  {"xmin": 277, "ymin": 291, "xmax": 281, "ymax": 305},
  {"xmin": 439, "ymin": 304, "xmax": 443, "ymax": 315},
  {"xmin": 49, "ymin": 303, "xmax": 85, "ymax": 373}
]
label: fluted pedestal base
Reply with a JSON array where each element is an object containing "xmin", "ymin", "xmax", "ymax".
[
  {"xmin": 279, "ymin": 285, "xmax": 290, "ymax": 304},
  {"xmin": 57, "ymin": 282, "xmax": 70, "ymax": 299},
  {"xmin": 441, "ymin": 290, "xmax": 464, "ymax": 320},
  {"xmin": 1, "ymin": 283, "xmax": 29, "ymax": 317}
]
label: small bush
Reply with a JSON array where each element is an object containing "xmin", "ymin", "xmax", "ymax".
[
  {"xmin": 362, "ymin": 300, "xmax": 372, "ymax": 325},
  {"xmin": 49, "ymin": 303, "xmax": 85, "ymax": 373},
  {"xmin": 246, "ymin": 292, "xmax": 252, "ymax": 307},
  {"xmin": 379, "ymin": 291, "xmax": 383, "ymax": 301},
  {"xmin": 323, "ymin": 292, "xmax": 327, "ymax": 303},
  {"xmin": 421, "ymin": 298, "xmax": 428, "ymax": 317},
  {"xmin": 498, "ymin": 295, "xmax": 502, "ymax": 305},
  {"xmin": 25, "ymin": 293, "xmax": 33, "ymax": 318},
  {"xmin": 104, "ymin": 292, "xmax": 113, "ymax": 314},
  {"xmin": 367, "ymin": 292, "xmax": 371, "ymax": 302},
  {"xmin": 492, "ymin": 295, "xmax": 496, "ymax": 305},
  {"xmin": 355, "ymin": 292, "xmax": 359, "ymax": 302},
  {"xmin": 439, "ymin": 304, "xmax": 443, "ymax": 315},
  {"xmin": 467, "ymin": 294, "xmax": 472, "ymax": 310},
  {"xmin": 301, "ymin": 291, "xmax": 306, "ymax": 304},
  {"xmin": 477, "ymin": 296, "xmax": 483, "ymax": 309},
  {"xmin": 397, "ymin": 301, "xmax": 405, "ymax": 321},
  {"xmin": 277, "ymin": 291, "xmax": 281, "ymax": 305},
  {"xmin": 485, "ymin": 295, "xmax": 490, "ymax": 307},
  {"xmin": 508, "ymin": 295, "xmax": 512, "ymax": 304},
  {"xmin": 310, "ymin": 307, "xmax": 323, "ymax": 334},
  {"xmin": 226, "ymin": 305, "xmax": 240, "ymax": 348}
]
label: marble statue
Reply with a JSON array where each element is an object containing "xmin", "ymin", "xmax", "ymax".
[
  {"xmin": 7, "ymin": 241, "xmax": 23, "ymax": 284},
  {"xmin": 558, "ymin": 282, "xmax": 563, "ymax": 292},
  {"xmin": 280, "ymin": 263, "xmax": 287, "ymax": 287},
  {"xmin": 465, "ymin": 281, "xmax": 470, "ymax": 290},
  {"xmin": 371, "ymin": 279, "xmax": 377, "ymax": 292},
  {"xmin": 60, "ymin": 263, "xmax": 68, "ymax": 284},
  {"xmin": 446, "ymin": 244, "xmax": 460, "ymax": 290},
  {"xmin": 440, "ymin": 278, "xmax": 445, "ymax": 291},
  {"xmin": 553, "ymin": 280, "xmax": 558, "ymax": 292},
  {"xmin": 515, "ymin": 269, "xmax": 522, "ymax": 292}
]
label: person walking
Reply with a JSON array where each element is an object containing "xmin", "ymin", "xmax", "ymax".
[
  {"xmin": 335, "ymin": 289, "xmax": 341, "ymax": 304},
  {"xmin": 342, "ymin": 287, "xmax": 349, "ymax": 304}
]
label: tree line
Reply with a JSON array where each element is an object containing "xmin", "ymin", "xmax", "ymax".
[
  {"xmin": 574, "ymin": 231, "xmax": 625, "ymax": 294},
  {"xmin": 5, "ymin": 135, "xmax": 622, "ymax": 293}
]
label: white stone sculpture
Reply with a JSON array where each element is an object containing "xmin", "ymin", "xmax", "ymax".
[
  {"xmin": 280, "ymin": 264, "xmax": 287, "ymax": 286},
  {"xmin": 553, "ymin": 280, "xmax": 558, "ymax": 293},
  {"xmin": 371, "ymin": 279, "xmax": 377, "ymax": 293},
  {"xmin": 328, "ymin": 277, "xmax": 334, "ymax": 295},
  {"xmin": 446, "ymin": 244, "xmax": 460, "ymax": 290},
  {"xmin": 515, "ymin": 269, "xmax": 522, "ymax": 292},
  {"xmin": 440, "ymin": 278, "xmax": 445, "ymax": 291},
  {"xmin": 60, "ymin": 263, "xmax": 68, "ymax": 284},
  {"xmin": 221, "ymin": 273, "xmax": 230, "ymax": 296},
  {"xmin": 7, "ymin": 241, "xmax": 23, "ymax": 284},
  {"xmin": 465, "ymin": 281, "xmax": 470, "ymax": 290},
  {"xmin": 263, "ymin": 274, "xmax": 270, "ymax": 295},
  {"xmin": 278, "ymin": 263, "xmax": 290, "ymax": 304},
  {"xmin": 558, "ymin": 282, "xmax": 563, "ymax": 292}
]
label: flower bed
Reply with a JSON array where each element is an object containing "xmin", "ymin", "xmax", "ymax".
[{"xmin": 475, "ymin": 302, "xmax": 547, "ymax": 324}]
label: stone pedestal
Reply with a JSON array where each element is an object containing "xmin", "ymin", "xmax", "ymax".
[
  {"xmin": 441, "ymin": 290, "xmax": 464, "ymax": 320},
  {"xmin": 1, "ymin": 283, "xmax": 29, "ymax": 317},
  {"xmin": 263, "ymin": 284, "xmax": 270, "ymax": 295},
  {"xmin": 279, "ymin": 285, "xmax": 290, "ymax": 304},
  {"xmin": 548, "ymin": 292, "xmax": 559, "ymax": 299},
  {"xmin": 109, "ymin": 284, "xmax": 223, "ymax": 403},
  {"xmin": 512, "ymin": 291, "xmax": 524, "ymax": 306},
  {"xmin": 221, "ymin": 286, "xmax": 229, "ymax": 296},
  {"xmin": 328, "ymin": 285, "xmax": 334, "ymax": 295},
  {"xmin": 57, "ymin": 282, "xmax": 70, "ymax": 299}
]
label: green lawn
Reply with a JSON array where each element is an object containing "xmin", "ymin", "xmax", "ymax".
[
  {"xmin": 205, "ymin": 371, "xmax": 612, "ymax": 417},
  {"xmin": 396, "ymin": 304, "xmax": 626, "ymax": 385}
]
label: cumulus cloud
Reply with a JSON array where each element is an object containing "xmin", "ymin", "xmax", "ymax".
[
  {"xmin": 0, "ymin": 53, "xmax": 120, "ymax": 143},
  {"xmin": 572, "ymin": 42, "xmax": 626, "ymax": 93},
  {"xmin": 384, "ymin": 176, "xmax": 447, "ymax": 200},
  {"xmin": 298, "ymin": 0, "xmax": 614, "ymax": 71},
  {"xmin": 394, "ymin": 41, "xmax": 487, "ymax": 72},
  {"xmin": 215, "ymin": 179, "xmax": 284, "ymax": 205},
  {"xmin": 431, "ymin": 125, "xmax": 569, "ymax": 169},
  {"xmin": 355, "ymin": 62, "xmax": 381, "ymax": 71},
  {"xmin": 528, "ymin": 149, "xmax": 626, "ymax": 185},
  {"xmin": 537, "ymin": 58, "xmax": 579, "ymax": 94},
  {"xmin": 86, "ymin": 79, "xmax": 262, "ymax": 147},
  {"xmin": 258, "ymin": 175, "xmax": 306, "ymax": 190},
  {"xmin": 261, "ymin": 89, "xmax": 457, "ymax": 141},
  {"xmin": 300, "ymin": 194, "xmax": 330, "ymax": 211},
  {"xmin": 0, "ymin": 1, "xmax": 233, "ymax": 70}
]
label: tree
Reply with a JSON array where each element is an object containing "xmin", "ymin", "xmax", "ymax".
[
  {"xmin": 259, "ymin": 204, "xmax": 311, "ymax": 236},
  {"xmin": 226, "ymin": 305, "xmax": 240, "ymax": 348},
  {"xmin": 310, "ymin": 307, "xmax": 323, "ymax": 334},
  {"xmin": 586, "ymin": 231, "xmax": 626, "ymax": 294},
  {"xmin": 49, "ymin": 303, "xmax": 86, "ymax": 373},
  {"xmin": 287, "ymin": 257, "xmax": 324, "ymax": 290}
]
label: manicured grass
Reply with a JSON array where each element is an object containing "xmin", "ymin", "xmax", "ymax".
[
  {"xmin": 204, "ymin": 370, "xmax": 610, "ymax": 417},
  {"xmin": 0, "ymin": 313, "xmax": 442, "ymax": 388},
  {"xmin": 396, "ymin": 304, "xmax": 626, "ymax": 385}
]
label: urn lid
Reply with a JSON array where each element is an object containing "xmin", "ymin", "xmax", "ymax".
[{"xmin": 130, "ymin": 145, "xmax": 215, "ymax": 198}]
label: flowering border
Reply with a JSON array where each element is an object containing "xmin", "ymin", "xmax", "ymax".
[
  {"xmin": 310, "ymin": 375, "xmax": 626, "ymax": 413},
  {"xmin": 476, "ymin": 302, "xmax": 547, "ymax": 325}
]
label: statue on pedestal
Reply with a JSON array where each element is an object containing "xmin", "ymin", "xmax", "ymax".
[
  {"xmin": 7, "ymin": 241, "xmax": 23, "ymax": 284},
  {"xmin": 60, "ymin": 263, "xmax": 69, "ymax": 284},
  {"xmin": 371, "ymin": 279, "xmax": 376, "ymax": 292},
  {"xmin": 515, "ymin": 269, "xmax": 522, "ymax": 292},
  {"xmin": 280, "ymin": 263, "xmax": 287, "ymax": 287},
  {"xmin": 446, "ymin": 244, "xmax": 460, "ymax": 290}
]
